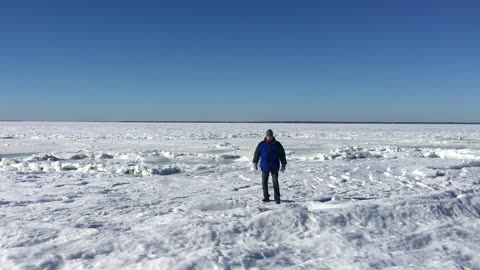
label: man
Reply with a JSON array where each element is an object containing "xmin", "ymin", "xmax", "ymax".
[{"xmin": 252, "ymin": 129, "xmax": 287, "ymax": 204}]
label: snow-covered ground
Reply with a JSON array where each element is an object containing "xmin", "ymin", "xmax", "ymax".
[{"xmin": 1, "ymin": 122, "xmax": 480, "ymax": 270}]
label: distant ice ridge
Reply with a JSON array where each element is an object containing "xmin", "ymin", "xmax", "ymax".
[
  {"xmin": 421, "ymin": 148, "xmax": 480, "ymax": 159},
  {"xmin": 298, "ymin": 146, "xmax": 403, "ymax": 161},
  {"xmin": 0, "ymin": 149, "xmax": 249, "ymax": 176},
  {"xmin": 4, "ymin": 145, "xmax": 479, "ymax": 176},
  {"xmin": 0, "ymin": 151, "xmax": 186, "ymax": 176},
  {"xmin": 296, "ymin": 145, "xmax": 480, "ymax": 162}
]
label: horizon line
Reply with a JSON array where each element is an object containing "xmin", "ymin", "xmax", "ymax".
[{"xmin": 1, "ymin": 120, "xmax": 480, "ymax": 125}]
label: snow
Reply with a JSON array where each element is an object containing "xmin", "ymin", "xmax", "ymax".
[{"xmin": 1, "ymin": 122, "xmax": 480, "ymax": 269}]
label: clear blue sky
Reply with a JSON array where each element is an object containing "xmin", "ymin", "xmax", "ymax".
[{"xmin": 1, "ymin": 0, "xmax": 479, "ymax": 122}]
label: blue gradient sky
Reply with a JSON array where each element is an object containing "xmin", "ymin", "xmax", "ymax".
[{"xmin": 1, "ymin": 1, "xmax": 479, "ymax": 122}]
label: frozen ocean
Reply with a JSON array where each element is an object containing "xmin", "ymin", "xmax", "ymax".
[{"xmin": 1, "ymin": 122, "xmax": 479, "ymax": 269}]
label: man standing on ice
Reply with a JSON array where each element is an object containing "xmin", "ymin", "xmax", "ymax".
[{"xmin": 252, "ymin": 129, "xmax": 287, "ymax": 204}]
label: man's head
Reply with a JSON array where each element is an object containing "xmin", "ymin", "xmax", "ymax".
[{"xmin": 265, "ymin": 129, "xmax": 273, "ymax": 142}]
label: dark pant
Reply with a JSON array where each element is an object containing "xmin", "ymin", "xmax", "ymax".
[{"xmin": 262, "ymin": 171, "xmax": 280, "ymax": 201}]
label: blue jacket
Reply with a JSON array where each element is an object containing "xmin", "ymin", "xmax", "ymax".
[{"xmin": 252, "ymin": 137, "xmax": 287, "ymax": 172}]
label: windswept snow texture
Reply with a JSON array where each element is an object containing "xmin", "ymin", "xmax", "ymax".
[{"xmin": 1, "ymin": 122, "xmax": 480, "ymax": 270}]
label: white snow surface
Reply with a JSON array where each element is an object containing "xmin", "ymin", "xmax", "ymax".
[{"xmin": 1, "ymin": 122, "xmax": 480, "ymax": 270}]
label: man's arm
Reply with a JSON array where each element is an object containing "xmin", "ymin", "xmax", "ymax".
[
  {"xmin": 252, "ymin": 142, "xmax": 262, "ymax": 164},
  {"xmin": 277, "ymin": 141, "xmax": 287, "ymax": 166}
]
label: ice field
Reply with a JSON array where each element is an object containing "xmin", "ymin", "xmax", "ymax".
[{"xmin": 1, "ymin": 122, "xmax": 480, "ymax": 269}]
